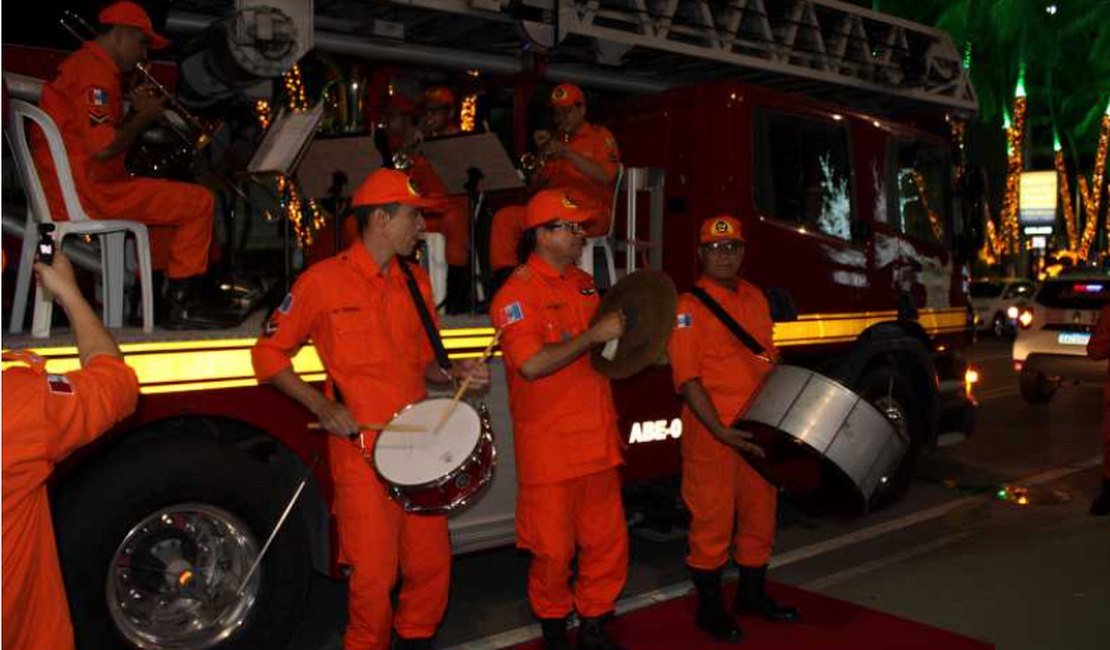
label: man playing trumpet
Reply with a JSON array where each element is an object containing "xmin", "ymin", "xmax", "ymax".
[
  {"xmin": 488, "ymin": 83, "xmax": 621, "ymax": 292},
  {"xmin": 31, "ymin": 1, "xmax": 232, "ymax": 329}
]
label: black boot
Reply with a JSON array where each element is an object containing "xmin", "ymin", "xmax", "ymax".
[
  {"xmin": 540, "ymin": 616, "xmax": 570, "ymax": 650},
  {"xmin": 689, "ymin": 567, "xmax": 743, "ymax": 643},
  {"xmin": 393, "ymin": 636, "xmax": 433, "ymax": 650},
  {"xmin": 735, "ymin": 564, "xmax": 799, "ymax": 623},
  {"xmin": 576, "ymin": 613, "xmax": 625, "ymax": 650},
  {"xmin": 163, "ymin": 277, "xmax": 240, "ymax": 330},
  {"xmin": 1091, "ymin": 479, "xmax": 1110, "ymax": 516}
]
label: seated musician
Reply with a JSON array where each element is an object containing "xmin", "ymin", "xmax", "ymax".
[
  {"xmin": 252, "ymin": 169, "xmax": 490, "ymax": 650},
  {"xmin": 30, "ymin": 1, "xmax": 234, "ymax": 329},
  {"xmin": 665, "ymin": 215, "xmax": 799, "ymax": 644},
  {"xmin": 488, "ymin": 83, "xmax": 620, "ymax": 293},
  {"xmin": 421, "ymin": 86, "xmax": 462, "ymax": 137}
]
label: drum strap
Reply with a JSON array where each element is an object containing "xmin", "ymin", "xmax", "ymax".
[
  {"xmin": 690, "ymin": 287, "xmax": 766, "ymax": 356},
  {"xmin": 399, "ymin": 259, "xmax": 454, "ymax": 373}
]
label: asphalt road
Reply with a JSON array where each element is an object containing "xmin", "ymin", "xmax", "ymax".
[{"xmin": 288, "ymin": 337, "xmax": 1109, "ymax": 650}]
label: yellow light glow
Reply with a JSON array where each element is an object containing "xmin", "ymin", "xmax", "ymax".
[{"xmin": 1018, "ymin": 309, "xmax": 1034, "ymax": 328}]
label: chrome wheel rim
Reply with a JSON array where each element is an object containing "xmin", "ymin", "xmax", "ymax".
[{"xmin": 107, "ymin": 503, "xmax": 261, "ymax": 649}]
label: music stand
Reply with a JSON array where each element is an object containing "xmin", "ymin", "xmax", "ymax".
[
  {"xmin": 421, "ymin": 132, "xmax": 523, "ymax": 312},
  {"xmin": 296, "ymin": 136, "xmax": 383, "ymax": 254},
  {"xmin": 246, "ymin": 104, "xmax": 325, "ymax": 292}
]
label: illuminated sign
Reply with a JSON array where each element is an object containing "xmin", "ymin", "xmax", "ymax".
[
  {"xmin": 1023, "ymin": 225, "xmax": 1053, "ymax": 235},
  {"xmin": 1019, "ymin": 171, "xmax": 1057, "ymax": 225},
  {"xmin": 629, "ymin": 418, "xmax": 683, "ymax": 444}
]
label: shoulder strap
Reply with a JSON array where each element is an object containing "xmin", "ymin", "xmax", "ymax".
[
  {"xmin": 398, "ymin": 259, "xmax": 453, "ymax": 373},
  {"xmin": 689, "ymin": 286, "xmax": 765, "ymax": 356}
]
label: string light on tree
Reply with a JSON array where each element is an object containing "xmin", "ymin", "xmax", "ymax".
[
  {"xmin": 1055, "ymin": 133, "xmax": 1079, "ymax": 253},
  {"xmin": 999, "ymin": 68, "xmax": 1028, "ymax": 256},
  {"xmin": 461, "ymin": 94, "xmax": 477, "ymax": 132}
]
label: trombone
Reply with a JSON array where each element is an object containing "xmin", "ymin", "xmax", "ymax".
[{"xmin": 59, "ymin": 10, "xmax": 215, "ymax": 152}]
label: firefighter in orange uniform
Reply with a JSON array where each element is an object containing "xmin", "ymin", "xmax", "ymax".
[
  {"xmin": 490, "ymin": 190, "xmax": 628, "ymax": 650},
  {"xmin": 251, "ymin": 169, "xmax": 490, "ymax": 650},
  {"xmin": 31, "ymin": 1, "xmax": 231, "ymax": 329},
  {"xmin": 488, "ymin": 84, "xmax": 621, "ymax": 291},
  {"xmin": 421, "ymin": 86, "xmax": 462, "ymax": 137},
  {"xmin": 1085, "ymin": 304, "xmax": 1110, "ymax": 516},
  {"xmin": 666, "ymin": 216, "xmax": 799, "ymax": 643},
  {"xmin": 3, "ymin": 252, "xmax": 140, "ymax": 650}
]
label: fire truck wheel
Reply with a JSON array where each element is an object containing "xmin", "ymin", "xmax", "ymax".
[
  {"xmin": 52, "ymin": 436, "xmax": 311, "ymax": 650},
  {"xmin": 857, "ymin": 364, "xmax": 926, "ymax": 509}
]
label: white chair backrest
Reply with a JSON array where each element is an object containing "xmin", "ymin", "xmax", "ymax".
[
  {"xmin": 606, "ymin": 164, "xmax": 625, "ymax": 238},
  {"xmin": 7, "ymin": 99, "xmax": 90, "ymax": 225}
]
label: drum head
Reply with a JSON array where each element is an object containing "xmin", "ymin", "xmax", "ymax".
[{"xmin": 374, "ymin": 399, "xmax": 482, "ymax": 487}]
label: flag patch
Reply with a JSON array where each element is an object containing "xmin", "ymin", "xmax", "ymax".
[
  {"xmin": 47, "ymin": 373, "xmax": 74, "ymax": 395},
  {"xmin": 501, "ymin": 302, "xmax": 524, "ymax": 326},
  {"xmin": 278, "ymin": 293, "xmax": 294, "ymax": 314},
  {"xmin": 88, "ymin": 87, "xmax": 108, "ymax": 106},
  {"xmin": 676, "ymin": 313, "xmax": 693, "ymax": 328}
]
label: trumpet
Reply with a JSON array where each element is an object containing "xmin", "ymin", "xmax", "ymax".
[
  {"xmin": 520, "ymin": 128, "xmax": 569, "ymax": 177},
  {"xmin": 59, "ymin": 10, "xmax": 216, "ymax": 153},
  {"xmin": 391, "ymin": 132, "xmax": 424, "ymax": 171}
]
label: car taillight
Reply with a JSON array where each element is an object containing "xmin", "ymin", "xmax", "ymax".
[{"xmin": 1017, "ymin": 308, "xmax": 1034, "ymax": 329}]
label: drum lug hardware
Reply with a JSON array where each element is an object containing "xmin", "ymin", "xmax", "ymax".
[{"xmin": 455, "ymin": 474, "xmax": 472, "ymax": 489}]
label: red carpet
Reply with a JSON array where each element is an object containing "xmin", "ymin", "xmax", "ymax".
[{"xmin": 511, "ymin": 582, "xmax": 993, "ymax": 649}]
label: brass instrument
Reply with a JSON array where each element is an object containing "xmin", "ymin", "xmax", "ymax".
[
  {"xmin": 520, "ymin": 128, "xmax": 569, "ymax": 177},
  {"xmin": 59, "ymin": 10, "xmax": 216, "ymax": 153},
  {"xmin": 392, "ymin": 132, "xmax": 424, "ymax": 171}
]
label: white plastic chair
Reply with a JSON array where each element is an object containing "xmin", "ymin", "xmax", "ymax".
[
  {"xmin": 7, "ymin": 99, "xmax": 154, "ymax": 336},
  {"xmin": 578, "ymin": 164, "xmax": 623, "ymax": 287},
  {"xmin": 421, "ymin": 231, "xmax": 448, "ymax": 312}
]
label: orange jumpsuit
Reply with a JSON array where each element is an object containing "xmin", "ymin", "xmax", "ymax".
[
  {"xmin": 251, "ymin": 242, "xmax": 450, "ymax": 650},
  {"xmin": 488, "ymin": 123, "xmax": 620, "ymax": 272},
  {"xmin": 666, "ymin": 278, "xmax": 779, "ymax": 570},
  {"xmin": 491, "ymin": 255, "xmax": 627, "ymax": 618},
  {"xmin": 2, "ymin": 352, "xmax": 139, "ymax": 650},
  {"xmin": 31, "ymin": 41, "xmax": 214, "ymax": 279},
  {"xmin": 1086, "ymin": 304, "xmax": 1110, "ymax": 479},
  {"xmin": 408, "ymin": 154, "xmax": 471, "ymax": 267}
]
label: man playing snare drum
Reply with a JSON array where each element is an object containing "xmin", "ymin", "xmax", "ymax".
[
  {"xmin": 251, "ymin": 169, "xmax": 490, "ymax": 650},
  {"xmin": 666, "ymin": 215, "xmax": 799, "ymax": 644}
]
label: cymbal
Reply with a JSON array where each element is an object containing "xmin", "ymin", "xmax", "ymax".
[{"xmin": 590, "ymin": 270, "xmax": 677, "ymax": 380}]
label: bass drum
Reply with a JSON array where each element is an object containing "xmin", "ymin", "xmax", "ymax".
[{"xmin": 733, "ymin": 364, "xmax": 908, "ymax": 514}]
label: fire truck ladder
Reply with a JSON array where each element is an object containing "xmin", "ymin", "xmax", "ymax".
[{"xmin": 369, "ymin": 0, "xmax": 977, "ymax": 115}]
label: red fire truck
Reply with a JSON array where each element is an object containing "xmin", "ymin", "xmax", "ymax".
[{"xmin": 2, "ymin": 2, "xmax": 979, "ymax": 648}]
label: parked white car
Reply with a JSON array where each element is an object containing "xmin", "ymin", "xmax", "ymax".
[
  {"xmin": 1011, "ymin": 273, "xmax": 1110, "ymax": 403},
  {"xmin": 970, "ymin": 278, "xmax": 1036, "ymax": 337}
]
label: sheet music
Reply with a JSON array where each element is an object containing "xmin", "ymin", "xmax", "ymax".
[
  {"xmin": 420, "ymin": 132, "xmax": 524, "ymax": 194},
  {"xmin": 248, "ymin": 103, "xmax": 325, "ymax": 176}
]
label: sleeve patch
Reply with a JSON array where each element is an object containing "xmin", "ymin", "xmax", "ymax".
[
  {"xmin": 676, "ymin": 313, "xmax": 693, "ymax": 329},
  {"xmin": 88, "ymin": 87, "xmax": 108, "ymax": 107},
  {"xmin": 278, "ymin": 293, "xmax": 294, "ymax": 314},
  {"xmin": 47, "ymin": 373, "xmax": 75, "ymax": 395},
  {"xmin": 499, "ymin": 301, "xmax": 525, "ymax": 327}
]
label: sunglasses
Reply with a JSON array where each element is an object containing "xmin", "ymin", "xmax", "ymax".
[
  {"xmin": 544, "ymin": 220, "xmax": 587, "ymax": 235},
  {"xmin": 702, "ymin": 240, "xmax": 744, "ymax": 254}
]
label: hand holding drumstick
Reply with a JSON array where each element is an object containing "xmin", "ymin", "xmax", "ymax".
[{"xmin": 434, "ymin": 329, "xmax": 502, "ymax": 433}]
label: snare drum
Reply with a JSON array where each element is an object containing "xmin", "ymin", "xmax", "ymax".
[{"xmin": 373, "ymin": 398, "xmax": 496, "ymax": 514}]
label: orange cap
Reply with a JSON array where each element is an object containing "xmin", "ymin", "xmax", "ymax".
[
  {"xmin": 99, "ymin": 1, "xmax": 170, "ymax": 50},
  {"xmin": 423, "ymin": 86, "xmax": 455, "ymax": 108},
  {"xmin": 525, "ymin": 189, "xmax": 593, "ymax": 229},
  {"xmin": 699, "ymin": 215, "xmax": 745, "ymax": 244},
  {"xmin": 351, "ymin": 169, "xmax": 443, "ymax": 209},
  {"xmin": 549, "ymin": 83, "xmax": 585, "ymax": 107}
]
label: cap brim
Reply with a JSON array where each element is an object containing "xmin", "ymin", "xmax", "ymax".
[
  {"xmin": 405, "ymin": 196, "xmax": 448, "ymax": 210},
  {"xmin": 147, "ymin": 30, "xmax": 170, "ymax": 50}
]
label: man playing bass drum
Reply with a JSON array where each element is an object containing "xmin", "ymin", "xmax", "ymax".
[{"xmin": 666, "ymin": 215, "xmax": 799, "ymax": 644}]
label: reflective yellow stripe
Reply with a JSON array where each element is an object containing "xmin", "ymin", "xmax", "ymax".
[{"xmin": 2, "ymin": 310, "xmax": 966, "ymax": 390}]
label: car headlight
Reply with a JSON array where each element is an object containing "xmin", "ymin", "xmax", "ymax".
[{"xmin": 1007, "ymin": 306, "xmax": 1019, "ymax": 319}]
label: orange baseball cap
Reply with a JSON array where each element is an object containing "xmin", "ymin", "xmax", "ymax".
[
  {"xmin": 525, "ymin": 189, "xmax": 592, "ymax": 229},
  {"xmin": 99, "ymin": 1, "xmax": 170, "ymax": 50},
  {"xmin": 549, "ymin": 83, "xmax": 585, "ymax": 107},
  {"xmin": 699, "ymin": 215, "xmax": 745, "ymax": 244},
  {"xmin": 423, "ymin": 86, "xmax": 455, "ymax": 108},
  {"xmin": 352, "ymin": 169, "xmax": 443, "ymax": 209}
]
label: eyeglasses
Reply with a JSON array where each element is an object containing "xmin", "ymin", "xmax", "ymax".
[
  {"xmin": 544, "ymin": 220, "xmax": 587, "ymax": 235},
  {"xmin": 702, "ymin": 240, "xmax": 744, "ymax": 254}
]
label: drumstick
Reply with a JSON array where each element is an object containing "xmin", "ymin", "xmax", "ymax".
[
  {"xmin": 434, "ymin": 328, "xmax": 503, "ymax": 434},
  {"xmin": 307, "ymin": 422, "xmax": 426, "ymax": 433}
]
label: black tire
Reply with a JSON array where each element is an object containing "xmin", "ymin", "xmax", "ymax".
[
  {"xmin": 52, "ymin": 437, "xmax": 311, "ymax": 650},
  {"xmin": 1019, "ymin": 366, "xmax": 1057, "ymax": 404},
  {"xmin": 855, "ymin": 364, "xmax": 926, "ymax": 510}
]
